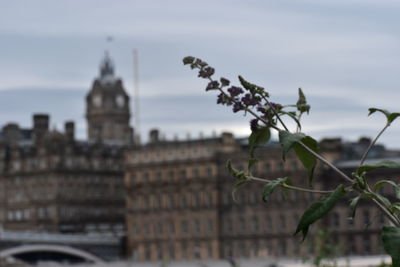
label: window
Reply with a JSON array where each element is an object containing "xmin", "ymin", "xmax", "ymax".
[
  {"xmin": 142, "ymin": 172, "xmax": 149, "ymax": 180},
  {"xmin": 180, "ymin": 169, "xmax": 187, "ymax": 179},
  {"xmin": 181, "ymin": 195, "xmax": 188, "ymax": 208},
  {"xmin": 264, "ymin": 162, "xmax": 271, "ymax": 173},
  {"xmin": 206, "ymin": 167, "xmax": 213, "ymax": 177},
  {"xmin": 168, "ymin": 221, "xmax": 175, "ymax": 234},
  {"xmin": 363, "ymin": 210, "xmax": 370, "ymax": 226},
  {"xmin": 194, "ymin": 219, "xmax": 201, "ymax": 233},
  {"xmin": 266, "ymin": 215, "xmax": 273, "ymax": 231},
  {"xmin": 156, "ymin": 171, "xmax": 162, "ymax": 181},
  {"xmin": 332, "ymin": 212, "xmax": 340, "ymax": 228},
  {"xmin": 239, "ymin": 217, "xmax": 246, "ymax": 232},
  {"xmin": 277, "ymin": 162, "xmax": 284, "ymax": 172},
  {"xmin": 207, "ymin": 219, "xmax": 214, "ymax": 233},
  {"xmin": 156, "ymin": 223, "xmax": 163, "ymax": 235},
  {"xmin": 168, "ymin": 170, "xmax": 174, "ymax": 181},
  {"xmin": 363, "ymin": 236, "xmax": 371, "ymax": 254},
  {"xmin": 279, "ymin": 214, "xmax": 286, "ymax": 231},
  {"xmin": 181, "ymin": 220, "xmax": 188, "ymax": 234},
  {"xmin": 251, "ymin": 216, "xmax": 259, "ymax": 232},
  {"xmin": 192, "ymin": 168, "xmax": 199, "ymax": 178}
]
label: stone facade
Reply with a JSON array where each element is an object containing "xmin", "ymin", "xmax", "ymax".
[
  {"xmin": 0, "ymin": 53, "xmax": 130, "ymax": 234},
  {"xmin": 125, "ymin": 133, "xmax": 400, "ymax": 261}
]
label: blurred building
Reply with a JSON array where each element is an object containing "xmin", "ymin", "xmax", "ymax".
[
  {"xmin": 125, "ymin": 133, "xmax": 400, "ymax": 261},
  {"xmin": 0, "ymin": 53, "xmax": 131, "ymax": 234}
]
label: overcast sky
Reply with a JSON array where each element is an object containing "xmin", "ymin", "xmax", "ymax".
[{"xmin": 1, "ymin": 0, "xmax": 400, "ymax": 147}]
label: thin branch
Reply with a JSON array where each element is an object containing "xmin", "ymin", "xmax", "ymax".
[
  {"xmin": 370, "ymin": 198, "xmax": 400, "ymax": 226},
  {"xmin": 360, "ymin": 123, "xmax": 390, "ymax": 166},
  {"xmin": 249, "ymin": 176, "xmax": 334, "ymax": 194},
  {"xmin": 296, "ymin": 141, "xmax": 354, "ymax": 184}
]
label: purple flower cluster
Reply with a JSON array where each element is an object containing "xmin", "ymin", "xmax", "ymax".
[
  {"xmin": 206, "ymin": 81, "xmax": 220, "ymax": 91},
  {"xmin": 241, "ymin": 93, "xmax": 258, "ymax": 106},
  {"xmin": 227, "ymin": 86, "xmax": 243, "ymax": 97},
  {"xmin": 198, "ymin": 66, "xmax": 215, "ymax": 79}
]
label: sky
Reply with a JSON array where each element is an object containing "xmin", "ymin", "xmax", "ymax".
[{"xmin": 0, "ymin": 0, "xmax": 400, "ymax": 147}]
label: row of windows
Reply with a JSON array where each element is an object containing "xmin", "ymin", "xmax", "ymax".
[
  {"xmin": 328, "ymin": 209, "xmax": 385, "ymax": 228},
  {"xmin": 10, "ymin": 157, "xmax": 121, "ymax": 172},
  {"xmin": 7, "ymin": 206, "xmax": 53, "ymax": 222},
  {"xmin": 223, "ymin": 213, "xmax": 299, "ymax": 234},
  {"xmin": 130, "ymin": 192, "xmax": 215, "ymax": 211},
  {"xmin": 232, "ymin": 159, "xmax": 301, "ymax": 175},
  {"xmin": 130, "ymin": 166, "xmax": 214, "ymax": 184},
  {"xmin": 9, "ymin": 175, "xmax": 122, "ymax": 186},
  {"xmin": 224, "ymin": 189, "xmax": 316, "ymax": 205},
  {"xmin": 135, "ymin": 241, "xmax": 214, "ymax": 261},
  {"xmin": 132, "ymin": 219, "xmax": 214, "ymax": 237}
]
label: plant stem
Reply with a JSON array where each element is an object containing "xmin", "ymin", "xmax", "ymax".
[
  {"xmin": 249, "ymin": 176, "xmax": 334, "ymax": 194},
  {"xmin": 370, "ymin": 198, "xmax": 400, "ymax": 226},
  {"xmin": 359, "ymin": 123, "xmax": 390, "ymax": 166}
]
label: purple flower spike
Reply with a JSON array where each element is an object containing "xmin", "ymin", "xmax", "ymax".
[{"xmin": 227, "ymin": 86, "xmax": 244, "ymax": 97}]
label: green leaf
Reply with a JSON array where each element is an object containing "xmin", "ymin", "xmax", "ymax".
[
  {"xmin": 369, "ymin": 108, "xmax": 400, "ymax": 124},
  {"xmin": 349, "ymin": 196, "xmax": 360, "ymax": 218},
  {"xmin": 249, "ymin": 127, "xmax": 271, "ymax": 156},
  {"xmin": 374, "ymin": 180, "xmax": 400, "ymax": 199},
  {"xmin": 357, "ymin": 160, "xmax": 400, "ymax": 176},
  {"xmin": 226, "ymin": 160, "xmax": 246, "ymax": 180},
  {"xmin": 278, "ymin": 130, "xmax": 305, "ymax": 160},
  {"xmin": 295, "ymin": 185, "xmax": 346, "ymax": 240},
  {"xmin": 382, "ymin": 226, "xmax": 400, "ymax": 267},
  {"xmin": 262, "ymin": 177, "xmax": 289, "ymax": 202},
  {"xmin": 296, "ymin": 88, "xmax": 310, "ymax": 114},
  {"xmin": 293, "ymin": 136, "xmax": 319, "ymax": 185}
]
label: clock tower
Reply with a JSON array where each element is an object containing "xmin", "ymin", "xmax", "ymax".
[{"xmin": 86, "ymin": 52, "xmax": 132, "ymax": 144}]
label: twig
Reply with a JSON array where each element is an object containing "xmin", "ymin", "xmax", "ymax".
[{"xmin": 360, "ymin": 123, "xmax": 390, "ymax": 166}]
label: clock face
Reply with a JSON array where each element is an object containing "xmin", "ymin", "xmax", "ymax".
[
  {"xmin": 93, "ymin": 95, "xmax": 102, "ymax": 107},
  {"xmin": 116, "ymin": 94, "xmax": 125, "ymax": 108}
]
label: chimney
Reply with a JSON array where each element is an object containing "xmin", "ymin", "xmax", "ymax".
[
  {"xmin": 149, "ymin": 129, "xmax": 159, "ymax": 144},
  {"xmin": 33, "ymin": 114, "xmax": 49, "ymax": 144},
  {"xmin": 65, "ymin": 121, "xmax": 75, "ymax": 142},
  {"xmin": 2, "ymin": 123, "xmax": 20, "ymax": 146}
]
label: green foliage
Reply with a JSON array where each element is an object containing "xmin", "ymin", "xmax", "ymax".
[
  {"xmin": 296, "ymin": 88, "xmax": 310, "ymax": 114},
  {"xmin": 248, "ymin": 127, "xmax": 270, "ymax": 156},
  {"xmin": 293, "ymin": 136, "xmax": 319, "ymax": 184},
  {"xmin": 295, "ymin": 185, "xmax": 347, "ymax": 240},
  {"xmin": 262, "ymin": 177, "xmax": 290, "ymax": 202},
  {"xmin": 184, "ymin": 56, "xmax": 400, "ymax": 266},
  {"xmin": 382, "ymin": 226, "xmax": 400, "ymax": 267},
  {"xmin": 357, "ymin": 160, "xmax": 400, "ymax": 176},
  {"xmin": 374, "ymin": 180, "xmax": 400, "ymax": 199},
  {"xmin": 278, "ymin": 130, "xmax": 306, "ymax": 159},
  {"xmin": 369, "ymin": 108, "xmax": 400, "ymax": 125}
]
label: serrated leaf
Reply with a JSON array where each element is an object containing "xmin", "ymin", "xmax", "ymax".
[
  {"xmin": 369, "ymin": 108, "xmax": 400, "ymax": 125},
  {"xmin": 382, "ymin": 226, "xmax": 400, "ymax": 267},
  {"xmin": 295, "ymin": 185, "xmax": 346, "ymax": 240},
  {"xmin": 293, "ymin": 136, "xmax": 318, "ymax": 185},
  {"xmin": 226, "ymin": 160, "xmax": 246, "ymax": 180},
  {"xmin": 374, "ymin": 180, "xmax": 400, "ymax": 199},
  {"xmin": 249, "ymin": 127, "xmax": 270, "ymax": 156},
  {"xmin": 278, "ymin": 130, "xmax": 305, "ymax": 160},
  {"xmin": 357, "ymin": 160, "xmax": 400, "ymax": 176},
  {"xmin": 262, "ymin": 177, "xmax": 289, "ymax": 202}
]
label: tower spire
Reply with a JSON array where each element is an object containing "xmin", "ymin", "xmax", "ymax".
[{"xmin": 100, "ymin": 51, "xmax": 114, "ymax": 78}]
